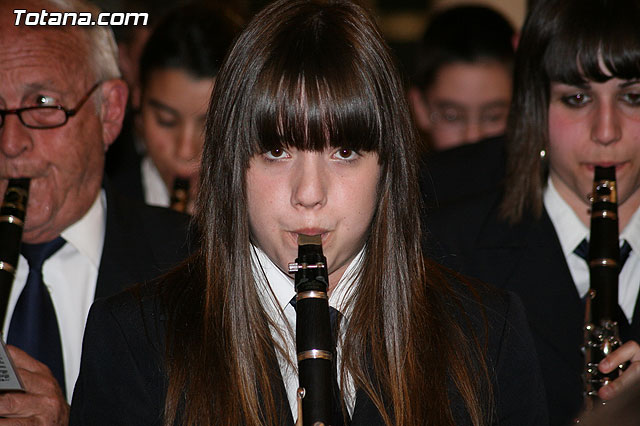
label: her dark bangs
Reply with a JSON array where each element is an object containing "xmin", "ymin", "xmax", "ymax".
[
  {"xmin": 543, "ymin": 1, "xmax": 640, "ymax": 85},
  {"xmin": 248, "ymin": 11, "xmax": 384, "ymax": 156},
  {"xmin": 251, "ymin": 66, "xmax": 383, "ymax": 156}
]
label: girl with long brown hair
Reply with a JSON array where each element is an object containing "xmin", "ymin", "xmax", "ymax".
[
  {"xmin": 427, "ymin": 0, "xmax": 640, "ymax": 424},
  {"xmin": 70, "ymin": 1, "xmax": 546, "ymax": 424}
]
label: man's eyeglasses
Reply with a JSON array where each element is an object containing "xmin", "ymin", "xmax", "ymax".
[{"xmin": 0, "ymin": 82, "xmax": 102, "ymax": 129}]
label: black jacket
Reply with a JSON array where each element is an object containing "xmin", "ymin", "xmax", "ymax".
[
  {"xmin": 420, "ymin": 135, "xmax": 506, "ymax": 212},
  {"xmin": 426, "ymin": 189, "xmax": 640, "ymax": 425},
  {"xmin": 70, "ymin": 262, "xmax": 547, "ymax": 425},
  {"xmin": 96, "ymin": 181, "xmax": 192, "ymax": 299}
]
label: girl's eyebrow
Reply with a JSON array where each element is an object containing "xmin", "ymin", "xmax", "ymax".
[{"xmin": 620, "ymin": 79, "xmax": 640, "ymax": 88}]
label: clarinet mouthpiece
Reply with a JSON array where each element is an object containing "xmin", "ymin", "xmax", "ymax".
[{"xmin": 298, "ymin": 234, "xmax": 322, "ymax": 246}]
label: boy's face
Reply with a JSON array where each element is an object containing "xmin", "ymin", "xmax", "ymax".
[{"xmin": 422, "ymin": 60, "xmax": 512, "ymax": 150}]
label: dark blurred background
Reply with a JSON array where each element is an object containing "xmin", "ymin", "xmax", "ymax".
[{"xmin": 94, "ymin": 0, "xmax": 525, "ymax": 86}]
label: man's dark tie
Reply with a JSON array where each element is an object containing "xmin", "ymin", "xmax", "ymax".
[
  {"xmin": 7, "ymin": 237, "xmax": 66, "ymax": 395},
  {"xmin": 289, "ymin": 296, "xmax": 348, "ymax": 426}
]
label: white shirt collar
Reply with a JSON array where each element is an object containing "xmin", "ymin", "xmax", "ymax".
[
  {"xmin": 251, "ymin": 243, "xmax": 364, "ymax": 315},
  {"xmin": 620, "ymin": 204, "xmax": 640, "ymax": 255},
  {"xmin": 544, "ymin": 176, "xmax": 640, "ymax": 252},
  {"xmin": 252, "ymin": 244, "xmax": 296, "ymax": 315},
  {"xmin": 141, "ymin": 155, "xmax": 170, "ymax": 208},
  {"xmin": 59, "ymin": 189, "xmax": 106, "ymax": 268},
  {"xmin": 543, "ymin": 177, "xmax": 589, "ymax": 255}
]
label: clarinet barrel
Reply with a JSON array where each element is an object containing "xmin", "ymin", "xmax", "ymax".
[
  {"xmin": 169, "ymin": 178, "xmax": 190, "ymax": 213},
  {"xmin": 583, "ymin": 165, "xmax": 624, "ymax": 410},
  {"xmin": 0, "ymin": 178, "xmax": 30, "ymax": 330},
  {"xmin": 289, "ymin": 234, "xmax": 334, "ymax": 426}
]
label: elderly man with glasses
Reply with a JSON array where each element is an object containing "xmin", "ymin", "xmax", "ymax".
[{"xmin": 0, "ymin": 0, "xmax": 191, "ymax": 423}]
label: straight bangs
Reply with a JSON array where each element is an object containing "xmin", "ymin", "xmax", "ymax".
[
  {"xmin": 543, "ymin": 1, "xmax": 640, "ymax": 85},
  {"xmin": 247, "ymin": 9, "xmax": 387, "ymax": 160}
]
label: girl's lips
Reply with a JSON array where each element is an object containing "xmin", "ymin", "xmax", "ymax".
[
  {"xmin": 583, "ymin": 162, "xmax": 628, "ymax": 173},
  {"xmin": 293, "ymin": 228, "xmax": 328, "ymax": 236}
]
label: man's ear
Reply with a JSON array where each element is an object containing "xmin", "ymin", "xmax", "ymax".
[
  {"xmin": 99, "ymin": 78, "xmax": 129, "ymax": 152},
  {"xmin": 407, "ymin": 86, "xmax": 431, "ymax": 133}
]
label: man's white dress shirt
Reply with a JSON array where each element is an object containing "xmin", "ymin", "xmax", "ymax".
[{"xmin": 3, "ymin": 190, "xmax": 106, "ymax": 402}]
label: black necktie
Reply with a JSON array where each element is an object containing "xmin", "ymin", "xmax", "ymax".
[
  {"xmin": 7, "ymin": 237, "xmax": 66, "ymax": 395},
  {"xmin": 574, "ymin": 238, "xmax": 632, "ymax": 336},
  {"xmin": 289, "ymin": 296, "xmax": 348, "ymax": 426},
  {"xmin": 574, "ymin": 238, "xmax": 632, "ymax": 269}
]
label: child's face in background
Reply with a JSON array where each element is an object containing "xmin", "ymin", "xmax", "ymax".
[
  {"xmin": 421, "ymin": 60, "xmax": 512, "ymax": 151},
  {"xmin": 140, "ymin": 68, "xmax": 214, "ymax": 211}
]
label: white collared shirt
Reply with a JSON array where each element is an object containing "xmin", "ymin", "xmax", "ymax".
[
  {"xmin": 3, "ymin": 190, "xmax": 106, "ymax": 402},
  {"xmin": 544, "ymin": 178, "xmax": 640, "ymax": 321},
  {"xmin": 251, "ymin": 244, "xmax": 360, "ymax": 422},
  {"xmin": 141, "ymin": 156, "xmax": 170, "ymax": 208}
]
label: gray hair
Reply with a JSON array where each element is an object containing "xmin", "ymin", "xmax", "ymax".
[{"xmin": 47, "ymin": 0, "xmax": 121, "ymax": 82}]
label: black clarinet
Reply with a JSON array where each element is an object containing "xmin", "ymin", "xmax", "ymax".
[
  {"xmin": 169, "ymin": 177, "xmax": 190, "ymax": 213},
  {"xmin": 0, "ymin": 178, "xmax": 30, "ymax": 330},
  {"xmin": 288, "ymin": 234, "xmax": 334, "ymax": 426},
  {"xmin": 582, "ymin": 166, "xmax": 625, "ymax": 410}
]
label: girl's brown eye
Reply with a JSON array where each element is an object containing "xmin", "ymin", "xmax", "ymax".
[
  {"xmin": 270, "ymin": 148, "xmax": 284, "ymax": 157},
  {"xmin": 560, "ymin": 93, "xmax": 591, "ymax": 108},
  {"xmin": 264, "ymin": 148, "xmax": 289, "ymax": 160},
  {"xmin": 335, "ymin": 148, "xmax": 357, "ymax": 160}
]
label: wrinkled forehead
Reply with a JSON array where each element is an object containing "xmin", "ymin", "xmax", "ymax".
[
  {"xmin": 1, "ymin": 0, "xmax": 57, "ymax": 25},
  {"xmin": 0, "ymin": 0, "xmax": 89, "ymax": 48},
  {"xmin": 0, "ymin": 23, "xmax": 91, "ymax": 97}
]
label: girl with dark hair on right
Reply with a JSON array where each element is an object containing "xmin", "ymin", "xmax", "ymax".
[
  {"xmin": 427, "ymin": 0, "xmax": 640, "ymax": 424},
  {"xmin": 70, "ymin": 0, "xmax": 546, "ymax": 425}
]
